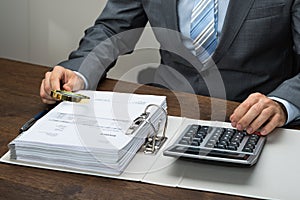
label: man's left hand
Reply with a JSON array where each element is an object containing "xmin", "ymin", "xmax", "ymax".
[{"xmin": 230, "ymin": 92, "xmax": 287, "ymax": 135}]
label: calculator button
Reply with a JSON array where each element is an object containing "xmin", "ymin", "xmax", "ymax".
[
  {"xmin": 221, "ymin": 135, "xmax": 231, "ymax": 141},
  {"xmin": 245, "ymin": 143, "xmax": 255, "ymax": 149},
  {"xmin": 182, "ymin": 136, "xmax": 192, "ymax": 142},
  {"xmin": 248, "ymin": 138, "xmax": 257, "ymax": 144},
  {"xmin": 179, "ymin": 139, "xmax": 189, "ymax": 145},
  {"xmin": 229, "ymin": 141, "xmax": 240, "ymax": 148},
  {"xmin": 250, "ymin": 134, "xmax": 260, "ymax": 140},
  {"xmin": 195, "ymin": 133, "xmax": 205, "ymax": 140},
  {"xmin": 209, "ymin": 138, "xmax": 219, "ymax": 143},
  {"xmin": 227, "ymin": 145, "xmax": 237, "ymax": 151},
  {"xmin": 243, "ymin": 147, "xmax": 254, "ymax": 153},
  {"xmin": 231, "ymin": 138, "xmax": 242, "ymax": 143},
  {"xmin": 216, "ymin": 144, "xmax": 227, "ymax": 149},
  {"xmin": 205, "ymin": 142, "xmax": 215, "ymax": 148},
  {"xmin": 219, "ymin": 140, "xmax": 229, "ymax": 146},
  {"xmin": 184, "ymin": 132, "xmax": 194, "ymax": 137},
  {"xmin": 201, "ymin": 126, "xmax": 209, "ymax": 131},
  {"xmin": 211, "ymin": 135, "xmax": 220, "ymax": 140},
  {"xmin": 191, "ymin": 140, "xmax": 201, "ymax": 146}
]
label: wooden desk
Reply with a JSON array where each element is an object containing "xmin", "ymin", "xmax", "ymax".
[{"xmin": 0, "ymin": 58, "xmax": 256, "ymax": 200}]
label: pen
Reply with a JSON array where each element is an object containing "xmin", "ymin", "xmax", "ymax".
[{"xmin": 19, "ymin": 109, "xmax": 49, "ymax": 133}]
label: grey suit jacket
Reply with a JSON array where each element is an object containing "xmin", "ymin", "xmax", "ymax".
[{"xmin": 59, "ymin": 0, "xmax": 300, "ymax": 109}]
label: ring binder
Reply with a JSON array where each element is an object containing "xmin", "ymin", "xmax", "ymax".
[
  {"xmin": 125, "ymin": 112, "xmax": 150, "ymax": 135},
  {"xmin": 8, "ymin": 91, "xmax": 167, "ymax": 175},
  {"xmin": 126, "ymin": 104, "xmax": 168, "ymax": 154},
  {"xmin": 142, "ymin": 104, "xmax": 168, "ymax": 154}
]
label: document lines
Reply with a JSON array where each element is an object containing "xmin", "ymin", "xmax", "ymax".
[{"xmin": 8, "ymin": 91, "xmax": 167, "ymax": 175}]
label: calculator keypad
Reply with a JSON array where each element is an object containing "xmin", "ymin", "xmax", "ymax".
[{"xmin": 163, "ymin": 124, "xmax": 266, "ymax": 166}]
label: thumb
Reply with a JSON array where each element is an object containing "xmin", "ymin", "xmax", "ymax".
[
  {"xmin": 62, "ymin": 73, "xmax": 85, "ymax": 91},
  {"xmin": 62, "ymin": 83, "xmax": 73, "ymax": 91}
]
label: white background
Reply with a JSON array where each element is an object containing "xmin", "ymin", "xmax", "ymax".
[{"xmin": 0, "ymin": 0, "xmax": 160, "ymax": 82}]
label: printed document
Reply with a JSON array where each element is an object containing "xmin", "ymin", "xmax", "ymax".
[{"xmin": 9, "ymin": 91, "xmax": 167, "ymax": 175}]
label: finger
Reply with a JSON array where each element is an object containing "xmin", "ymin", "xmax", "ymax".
[
  {"xmin": 62, "ymin": 83, "xmax": 72, "ymax": 92},
  {"xmin": 260, "ymin": 114, "xmax": 282, "ymax": 135},
  {"xmin": 40, "ymin": 77, "xmax": 53, "ymax": 100},
  {"xmin": 236, "ymin": 102, "xmax": 267, "ymax": 131},
  {"xmin": 49, "ymin": 66, "xmax": 66, "ymax": 91},
  {"xmin": 245, "ymin": 107, "xmax": 274, "ymax": 134},
  {"xmin": 40, "ymin": 79, "xmax": 56, "ymax": 104},
  {"xmin": 43, "ymin": 71, "xmax": 53, "ymax": 96},
  {"xmin": 230, "ymin": 93, "xmax": 260, "ymax": 127},
  {"xmin": 62, "ymin": 71, "xmax": 85, "ymax": 92}
]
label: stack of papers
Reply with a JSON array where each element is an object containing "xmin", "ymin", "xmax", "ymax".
[{"xmin": 9, "ymin": 91, "xmax": 167, "ymax": 175}]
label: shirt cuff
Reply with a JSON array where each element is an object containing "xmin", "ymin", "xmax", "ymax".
[
  {"xmin": 74, "ymin": 71, "xmax": 89, "ymax": 90},
  {"xmin": 269, "ymin": 96, "xmax": 300, "ymax": 124}
]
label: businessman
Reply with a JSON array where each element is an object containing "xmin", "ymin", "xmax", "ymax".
[{"xmin": 40, "ymin": 0, "xmax": 300, "ymax": 135}]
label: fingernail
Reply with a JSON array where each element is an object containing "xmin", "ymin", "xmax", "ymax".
[
  {"xmin": 247, "ymin": 127, "xmax": 253, "ymax": 134},
  {"xmin": 261, "ymin": 130, "xmax": 267, "ymax": 135},
  {"xmin": 237, "ymin": 124, "xmax": 243, "ymax": 130},
  {"xmin": 231, "ymin": 122, "xmax": 237, "ymax": 127}
]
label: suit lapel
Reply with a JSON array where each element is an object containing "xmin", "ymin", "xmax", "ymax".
[
  {"xmin": 213, "ymin": 0, "xmax": 255, "ymax": 63},
  {"xmin": 160, "ymin": 0, "xmax": 205, "ymax": 69},
  {"xmin": 161, "ymin": 0, "xmax": 180, "ymax": 31}
]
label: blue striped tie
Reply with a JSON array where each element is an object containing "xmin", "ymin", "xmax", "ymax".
[{"xmin": 190, "ymin": 0, "xmax": 218, "ymax": 62}]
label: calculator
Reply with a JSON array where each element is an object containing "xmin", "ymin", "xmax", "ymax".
[{"xmin": 163, "ymin": 124, "xmax": 266, "ymax": 166}]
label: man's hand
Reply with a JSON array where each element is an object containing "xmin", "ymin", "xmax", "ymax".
[
  {"xmin": 230, "ymin": 93, "xmax": 287, "ymax": 135},
  {"xmin": 40, "ymin": 66, "xmax": 85, "ymax": 104}
]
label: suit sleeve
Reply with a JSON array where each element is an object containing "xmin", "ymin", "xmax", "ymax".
[
  {"xmin": 58, "ymin": 0, "xmax": 148, "ymax": 89},
  {"xmin": 268, "ymin": 0, "xmax": 300, "ymax": 109}
]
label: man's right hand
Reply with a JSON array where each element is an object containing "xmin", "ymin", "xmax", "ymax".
[{"xmin": 40, "ymin": 66, "xmax": 85, "ymax": 104}]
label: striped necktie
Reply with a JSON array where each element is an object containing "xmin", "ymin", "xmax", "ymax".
[{"xmin": 190, "ymin": 0, "xmax": 218, "ymax": 62}]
